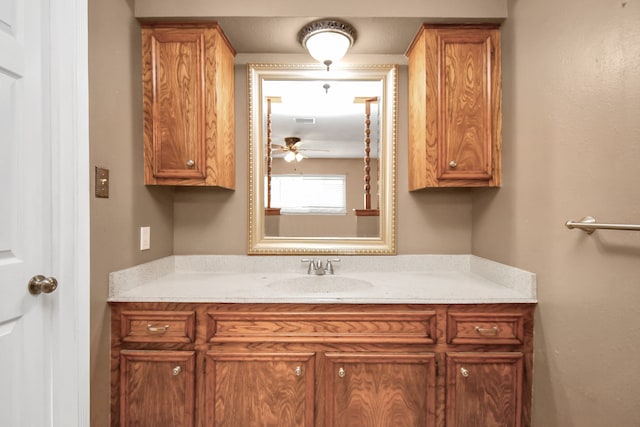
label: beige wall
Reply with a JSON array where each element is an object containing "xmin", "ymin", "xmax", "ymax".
[
  {"xmin": 88, "ymin": 0, "xmax": 174, "ymax": 424},
  {"xmin": 472, "ymin": 0, "xmax": 640, "ymax": 425}
]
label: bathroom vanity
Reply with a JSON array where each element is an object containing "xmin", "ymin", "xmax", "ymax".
[{"xmin": 109, "ymin": 255, "xmax": 536, "ymax": 427}]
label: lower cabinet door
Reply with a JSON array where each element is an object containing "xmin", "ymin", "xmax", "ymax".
[
  {"xmin": 119, "ymin": 350, "xmax": 196, "ymax": 427},
  {"xmin": 324, "ymin": 352, "xmax": 437, "ymax": 427},
  {"xmin": 205, "ymin": 352, "xmax": 316, "ymax": 427},
  {"xmin": 446, "ymin": 352, "xmax": 524, "ymax": 427}
]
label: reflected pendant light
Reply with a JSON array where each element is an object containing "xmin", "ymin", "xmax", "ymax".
[{"xmin": 298, "ymin": 19, "xmax": 357, "ymax": 71}]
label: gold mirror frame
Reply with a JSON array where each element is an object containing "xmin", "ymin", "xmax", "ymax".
[{"xmin": 247, "ymin": 63, "xmax": 397, "ymax": 255}]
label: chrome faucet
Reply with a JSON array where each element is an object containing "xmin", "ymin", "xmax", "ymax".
[{"xmin": 301, "ymin": 258, "xmax": 340, "ymax": 275}]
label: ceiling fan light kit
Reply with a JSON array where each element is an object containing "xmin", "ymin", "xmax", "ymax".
[
  {"xmin": 298, "ymin": 19, "xmax": 357, "ymax": 71},
  {"xmin": 282, "ymin": 137, "xmax": 305, "ymax": 162},
  {"xmin": 283, "ymin": 151, "xmax": 304, "ymax": 162}
]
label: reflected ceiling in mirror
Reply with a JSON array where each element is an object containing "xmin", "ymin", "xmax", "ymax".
[
  {"xmin": 247, "ymin": 64, "xmax": 397, "ymax": 255},
  {"xmin": 263, "ymin": 79, "xmax": 382, "ymax": 160}
]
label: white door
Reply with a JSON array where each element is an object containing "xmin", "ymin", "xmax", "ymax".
[{"xmin": 0, "ymin": 0, "xmax": 89, "ymax": 425}]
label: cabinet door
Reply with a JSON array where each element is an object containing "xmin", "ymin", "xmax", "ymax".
[
  {"xmin": 436, "ymin": 28, "xmax": 500, "ymax": 184},
  {"xmin": 143, "ymin": 26, "xmax": 207, "ymax": 181},
  {"xmin": 205, "ymin": 352, "xmax": 315, "ymax": 427},
  {"xmin": 407, "ymin": 25, "xmax": 501, "ymax": 189},
  {"xmin": 446, "ymin": 352, "xmax": 523, "ymax": 427},
  {"xmin": 324, "ymin": 353, "xmax": 436, "ymax": 427},
  {"xmin": 142, "ymin": 23, "xmax": 235, "ymax": 188},
  {"xmin": 119, "ymin": 350, "xmax": 196, "ymax": 427}
]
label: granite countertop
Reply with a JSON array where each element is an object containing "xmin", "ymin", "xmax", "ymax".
[{"xmin": 109, "ymin": 255, "xmax": 536, "ymax": 304}]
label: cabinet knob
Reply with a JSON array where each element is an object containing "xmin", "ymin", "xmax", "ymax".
[
  {"xmin": 338, "ymin": 367, "xmax": 346, "ymax": 378},
  {"xmin": 460, "ymin": 367, "xmax": 469, "ymax": 378},
  {"xmin": 295, "ymin": 366, "xmax": 302, "ymax": 377},
  {"xmin": 186, "ymin": 159, "xmax": 195, "ymax": 167},
  {"xmin": 449, "ymin": 160, "xmax": 458, "ymax": 168},
  {"xmin": 172, "ymin": 366, "xmax": 182, "ymax": 376}
]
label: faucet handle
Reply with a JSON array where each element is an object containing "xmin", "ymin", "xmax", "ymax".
[
  {"xmin": 301, "ymin": 258, "xmax": 316, "ymax": 274},
  {"xmin": 326, "ymin": 258, "xmax": 340, "ymax": 274}
]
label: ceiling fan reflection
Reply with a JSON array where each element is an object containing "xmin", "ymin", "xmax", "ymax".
[{"xmin": 272, "ymin": 136, "xmax": 328, "ymax": 162}]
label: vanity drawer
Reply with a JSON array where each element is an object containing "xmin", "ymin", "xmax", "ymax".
[
  {"xmin": 120, "ymin": 310, "xmax": 196, "ymax": 343},
  {"xmin": 447, "ymin": 311, "xmax": 524, "ymax": 345},
  {"xmin": 207, "ymin": 311, "xmax": 437, "ymax": 344}
]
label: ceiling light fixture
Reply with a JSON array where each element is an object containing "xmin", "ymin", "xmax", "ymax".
[{"xmin": 298, "ymin": 19, "xmax": 357, "ymax": 71}]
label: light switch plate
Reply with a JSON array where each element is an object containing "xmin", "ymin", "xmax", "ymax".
[
  {"xmin": 95, "ymin": 167, "xmax": 109, "ymax": 198},
  {"xmin": 140, "ymin": 226, "xmax": 150, "ymax": 250}
]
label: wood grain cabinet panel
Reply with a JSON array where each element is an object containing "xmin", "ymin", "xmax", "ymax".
[
  {"xmin": 142, "ymin": 22, "xmax": 235, "ymax": 187},
  {"xmin": 207, "ymin": 310, "xmax": 437, "ymax": 344},
  {"xmin": 205, "ymin": 352, "xmax": 315, "ymax": 427},
  {"xmin": 119, "ymin": 350, "xmax": 195, "ymax": 427},
  {"xmin": 446, "ymin": 352, "xmax": 524, "ymax": 427},
  {"xmin": 324, "ymin": 352, "xmax": 437, "ymax": 427},
  {"xmin": 447, "ymin": 311, "xmax": 524, "ymax": 345},
  {"xmin": 407, "ymin": 24, "xmax": 502, "ymax": 188},
  {"xmin": 120, "ymin": 310, "xmax": 195, "ymax": 343}
]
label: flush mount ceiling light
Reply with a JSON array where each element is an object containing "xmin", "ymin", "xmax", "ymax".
[{"xmin": 298, "ymin": 19, "xmax": 357, "ymax": 71}]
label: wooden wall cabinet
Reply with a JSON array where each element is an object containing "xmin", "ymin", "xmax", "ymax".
[
  {"xmin": 110, "ymin": 303, "xmax": 534, "ymax": 427},
  {"xmin": 407, "ymin": 24, "xmax": 502, "ymax": 189},
  {"xmin": 142, "ymin": 22, "xmax": 235, "ymax": 187}
]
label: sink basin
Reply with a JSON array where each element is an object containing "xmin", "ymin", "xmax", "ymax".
[{"xmin": 267, "ymin": 275, "xmax": 373, "ymax": 294}]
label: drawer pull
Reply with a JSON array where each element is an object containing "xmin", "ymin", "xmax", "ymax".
[
  {"xmin": 146, "ymin": 323, "xmax": 169, "ymax": 333},
  {"xmin": 338, "ymin": 367, "xmax": 346, "ymax": 378},
  {"xmin": 295, "ymin": 366, "xmax": 302, "ymax": 377},
  {"xmin": 474, "ymin": 326, "xmax": 499, "ymax": 336},
  {"xmin": 172, "ymin": 366, "xmax": 181, "ymax": 376},
  {"xmin": 460, "ymin": 367, "xmax": 470, "ymax": 378}
]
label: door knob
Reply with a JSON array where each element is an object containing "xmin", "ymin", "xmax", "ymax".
[{"xmin": 28, "ymin": 275, "xmax": 58, "ymax": 295}]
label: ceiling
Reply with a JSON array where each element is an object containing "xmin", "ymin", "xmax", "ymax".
[
  {"xmin": 214, "ymin": 17, "xmax": 427, "ymax": 56},
  {"xmin": 264, "ymin": 78, "xmax": 382, "ymax": 159}
]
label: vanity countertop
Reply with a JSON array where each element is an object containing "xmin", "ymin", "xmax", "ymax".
[{"xmin": 108, "ymin": 255, "xmax": 536, "ymax": 304}]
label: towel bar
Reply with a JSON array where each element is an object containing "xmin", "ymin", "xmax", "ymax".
[{"xmin": 565, "ymin": 216, "xmax": 640, "ymax": 234}]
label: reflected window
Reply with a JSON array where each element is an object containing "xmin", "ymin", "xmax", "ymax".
[{"xmin": 267, "ymin": 175, "xmax": 346, "ymax": 215}]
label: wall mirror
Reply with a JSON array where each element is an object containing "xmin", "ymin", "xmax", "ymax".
[{"xmin": 247, "ymin": 63, "xmax": 397, "ymax": 255}]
